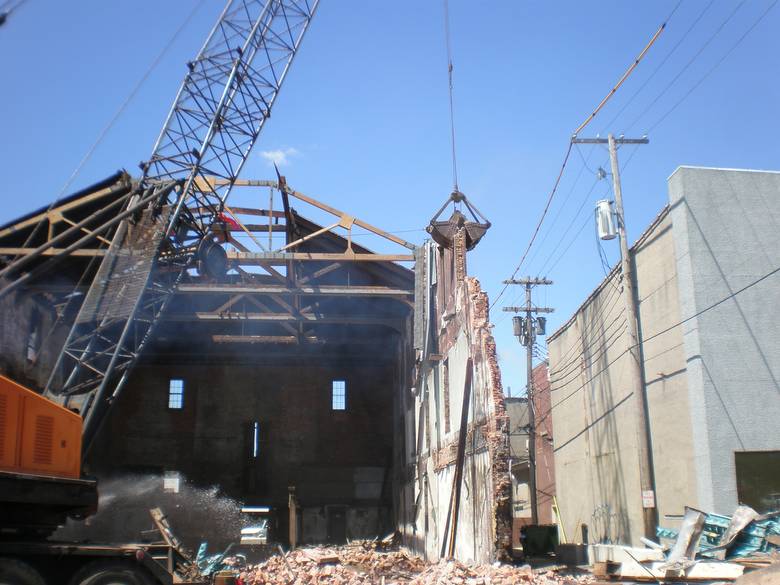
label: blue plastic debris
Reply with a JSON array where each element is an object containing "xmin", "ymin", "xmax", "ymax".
[
  {"xmin": 195, "ymin": 542, "xmax": 246, "ymax": 577},
  {"xmin": 657, "ymin": 510, "xmax": 780, "ymax": 559}
]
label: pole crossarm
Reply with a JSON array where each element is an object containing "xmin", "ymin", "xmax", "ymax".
[
  {"xmin": 571, "ymin": 137, "xmax": 649, "ymax": 145},
  {"xmin": 502, "ymin": 306, "xmax": 555, "ymax": 314},
  {"xmin": 503, "ymin": 278, "xmax": 554, "ymax": 286}
]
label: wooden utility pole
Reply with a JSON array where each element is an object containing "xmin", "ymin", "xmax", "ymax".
[
  {"xmin": 503, "ymin": 277, "xmax": 553, "ymax": 526},
  {"xmin": 572, "ymin": 133, "xmax": 657, "ymax": 540}
]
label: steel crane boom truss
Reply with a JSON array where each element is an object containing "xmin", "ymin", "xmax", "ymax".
[{"xmin": 44, "ymin": 0, "xmax": 318, "ymax": 450}]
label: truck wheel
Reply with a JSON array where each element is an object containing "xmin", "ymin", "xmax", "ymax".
[
  {"xmin": 0, "ymin": 558, "xmax": 46, "ymax": 585},
  {"xmin": 69, "ymin": 561, "xmax": 155, "ymax": 585}
]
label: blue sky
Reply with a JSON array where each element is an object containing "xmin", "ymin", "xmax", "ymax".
[{"xmin": 1, "ymin": 1, "xmax": 778, "ymax": 392}]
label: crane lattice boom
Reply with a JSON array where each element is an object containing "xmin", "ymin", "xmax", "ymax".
[{"xmin": 44, "ymin": 0, "xmax": 318, "ymax": 450}]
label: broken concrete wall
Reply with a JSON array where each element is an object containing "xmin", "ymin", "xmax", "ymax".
[{"xmin": 402, "ymin": 238, "xmax": 511, "ymax": 563}]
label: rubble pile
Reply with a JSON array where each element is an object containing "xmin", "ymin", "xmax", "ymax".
[
  {"xmin": 240, "ymin": 541, "xmax": 592, "ymax": 585},
  {"xmin": 410, "ymin": 561, "xmax": 592, "ymax": 585}
]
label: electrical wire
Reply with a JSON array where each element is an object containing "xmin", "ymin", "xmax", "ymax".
[
  {"xmin": 538, "ymin": 262, "xmax": 780, "ymax": 427},
  {"xmin": 547, "ymin": 134, "xmax": 645, "ymax": 278},
  {"xmin": 546, "ymin": 288, "xmax": 623, "ymax": 370},
  {"xmin": 524, "ymin": 154, "xmax": 594, "ymax": 272},
  {"xmin": 571, "ymin": 12, "xmax": 672, "ymax": 136},
  {"xmin": 548, "ymin": 302, "xmax": 625, "ymax": 375},
  {"xmin": 549, "ymin": 322, "xmax": 627, "ymax": 388},
  {"xmin": 601, "ymin": 0, "xmax": 717, "ymax": 134},
  {"xmin": 491, "ymin": 13, "xmax": 669, "ymax": 310},
  {"xmin": 645, "ymin": 0, "xmax": 778, "ymax": 134},
  {"xmin": 623, "ymin": 1, "xmax": 747, "ymax": 133},
  {"xmin": 543, "ymin": 211, "xmax": 593, "ymax": 277},
  {"xmin": 14, "ymin": 0, "xmax": 208, "ymax": 259},
  {"xmin": 534, "ymin": 179, "xmax": 604, "ymax": 277}
]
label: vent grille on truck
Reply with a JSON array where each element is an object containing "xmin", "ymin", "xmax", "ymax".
[
  {"xmin": 0, "ymin": 394, "xmax": 6, "ymax": 459},
  {"xmin": 33, "ymin": 415, "xmax": 54, "ymax": 465}
]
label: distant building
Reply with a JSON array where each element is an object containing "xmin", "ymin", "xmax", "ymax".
[
  {"xmin": 506, "ymin": 361, "xmax": 556, "ymax": 550},
  {"xmin": 547, "ymin": 166, "xmax": 780, "ymax": 546},
  {"xmin": 505, "ymin": 395, "xmax": 530, "ymax": 548}
]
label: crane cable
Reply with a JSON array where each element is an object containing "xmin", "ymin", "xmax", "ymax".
[{"xmin": 443, "ymin": 0, "xmax": 459, "ymax": 193}]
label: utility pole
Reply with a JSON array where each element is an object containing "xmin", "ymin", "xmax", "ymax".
[
  {"xmin": 572, "ymin": 133, "xmax": 657, "ymax": 540},
  {"xmin": 503, "ymin": 277, "xmax": 553, "ymax": 526}
]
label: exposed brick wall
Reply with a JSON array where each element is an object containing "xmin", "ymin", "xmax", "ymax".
[
  {"xmin": 88, "ymin": 360, "xmax": 397, "ymax": 541},
  {"xmin": 466, "ymin": 277, "xmax": 512, "ymax": 561}
]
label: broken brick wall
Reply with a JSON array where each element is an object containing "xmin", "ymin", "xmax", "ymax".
[{"xmin": 402, "ymin": 238, "xmax": 511, "ymax": 564}]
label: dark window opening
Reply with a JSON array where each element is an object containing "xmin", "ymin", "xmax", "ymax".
[
  {"xmin": 163, "ymin": 470, "xmax": 181, "ymax": 493},
  {"xmin": 735, "ymin": 451, "xmax": 780, "ymax": 513},
  {"xmin": 332, "ymin": 380, "xmax": 346, "ymax": 411},
  {"xmin": 252, "ymin": 421, "xmax": 260, "ymax": 458},
  {"xmin": 26, "ymin": 308, "xmax": 41, "ymax": 363},
  {"xmin": 168, "ymin": 379, "xmax": 184, "ymax": 409}
]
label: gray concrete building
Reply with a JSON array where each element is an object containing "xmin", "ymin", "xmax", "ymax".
[{"xmin": 547, "ymin": 166, "xmax": 780, "ymax": 546}]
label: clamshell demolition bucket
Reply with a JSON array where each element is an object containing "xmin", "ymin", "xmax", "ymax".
[{"xmin": 426, "ymin": 190, "xmax": 490, "ymax": 250}]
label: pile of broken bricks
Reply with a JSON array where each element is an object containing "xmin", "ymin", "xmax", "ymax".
[{"xmin": 239, "ymin": 541, "xmax": 594, "ymax": 585}]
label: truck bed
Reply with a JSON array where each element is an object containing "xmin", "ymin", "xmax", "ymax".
[{"xmin": 0, "ymin": 470, "xmax": 98, "ymax": 535}]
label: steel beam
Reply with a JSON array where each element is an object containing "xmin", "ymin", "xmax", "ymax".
[
  {"xmin": 175, "ymin": 283, "xmax": 413, "ymax": 297},
  {"xmin": 227, "ymin": 251, "xmax": 415, "ymax": 263},
  {"xmin": 166, "ymin": 312, "xmax": 401, "ymax": 328},
  {"xmin": 0, "ymin": 248, "xmax": 106, "ymax": 257}
]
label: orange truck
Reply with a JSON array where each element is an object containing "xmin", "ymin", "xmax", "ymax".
[{"xmin": 0, "ymin": 375, "xmax": 206, "ymax": 585}]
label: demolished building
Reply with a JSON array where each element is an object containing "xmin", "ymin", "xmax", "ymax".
[
  {"xmin": 0, "ymin": 174, "xmax": 512, "ymax": 562},
  {"xmin": 547, "ymin": 166, "xmax": 780, "ymax": 546}
]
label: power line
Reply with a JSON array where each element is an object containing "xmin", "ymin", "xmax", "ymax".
[
  {"xmin": 540, "ymin": 142, "xmax": 642, "ymax": 280},
  {"xmin": 645, "ymin": 0, "xmax": 778, "ymax": 134},
  {"xmin": 490, "ymin": 141, "xmax": 574, "ymax": 311},
  {"xmin": 491, "ymin": 13, "xmax": 669, "ymax": 310},
  {"xmin": 549, "ymin": 322, "xmax": 627, "ymax": 388},
  {"xmin": 534, "ymin": 181, "xmax": 604, "ymax": 277},
  {"xmin": 545, "ymin": 287, "xmax": 623, "ymax": 369},
  {"xmin": 524, "ymin": 152, "xmax": 595, "ymax": 271},
  {"xmin": 58, "ymin": 0, "xmax": 209, "ymax": 197},
  {"xmin": 14, "ymin": 0, "xmax": 208, "ymax": 258},
  {"xmin": 623, "ymin": 1, "xmax": 747, "ymax": 133},
  {"xmin": 541, "ymin": 262, "xmax": 780, "ymax": 425},
  {"xmin": 601, "ymin": 0, "xmax": 717, "ymax": 133}
]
